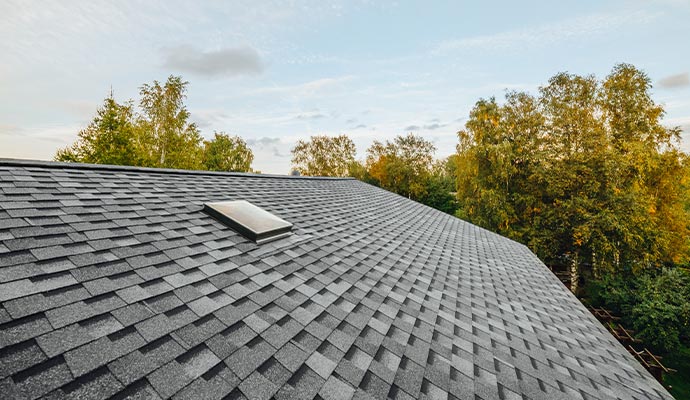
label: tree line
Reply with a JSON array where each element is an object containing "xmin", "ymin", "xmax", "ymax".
[
  {"xmin": 290, "ymin": 133, "xmax": 458, "ymax": 214},
  {"xmin": 56, "ymin": 76, "xmax": 253, "ymax": 172}
]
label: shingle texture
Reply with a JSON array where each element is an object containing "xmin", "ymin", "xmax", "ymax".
[{"xmin": 0, "ymin": 159, "xmax": 673, "ymax": 400}]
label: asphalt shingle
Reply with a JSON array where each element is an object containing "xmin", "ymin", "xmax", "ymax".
[{"xmin": 0, "ymin": 160, "xmax": 674, "ymax": 400}]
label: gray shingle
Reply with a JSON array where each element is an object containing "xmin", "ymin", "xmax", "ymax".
[
  {"xmin": 12, "ymin": 356, "xmax": 74, "ymax": 399},
  {"xmin": 36, "ymin": 323, "xmax": 91, "ymax": 359},
  {"xmin": 70, "ymin": 260, "xmax": 131, "ymax": 282},
  {"xmin": 319, "ymin": 375, "xmax": 356, "ymax": 400},
  {"xmin": 145, "ymin": 292, "xmax": 183, "ymax": 313},
  {"xmin": 36, "ymin": 314, "xmax": 123, "ymax": 359},
  {"xmin": 172, "ymin": 364, "xmax": 238, "ymax": 400},
  {"xmin": 50, "ymin": 367, "xmax": 123, "ymax": 400},
  {"xmin": 0, "ymin": 251, "xmax": 37, "ymax": 269},
  {"xmin": 0, "ymin": 340, "xmax": 47, "ymax": 379},
  {"xmin": 82, "ymin": 271, "xmax": 143, "ymax": 297},
  {"xmin": 188, "ymin": 294, "xmax": 224, "ymax": 317},
  {"xmin": 0, "ymin": 279, "xmax": 39, "ymax": 302},
  {"xmin": 225, "ymin": 337, "xmax": 275, "ymax": 380},
  {"xmin": 359, "ymin": 371, "xmax": 391, "ymax": 400},
  {"xmin": 63, "ymin": 327, "xmax": 145, "ymax": 377},
  {"xmin": 178, "ymin": 344, "xmax": 221, "ymax": 379},
  {"xmin": 274, "ymin": 342, "xmax": 309, "ymax": 374},
  {"xmin": 0, "ymin": 161, "xmax": 675, "ymax": 400},
  {"xmin": 146, "ymin": 359, "xmax": 190, "ymax": 399},
  {"xmin": 0, "ymin": 314, "xmax": 53, "ymax": 348},
  {"xmin": 280, "ymin": 365, "xmax": 325, "ymax": 400},
  {"xmin": 0, "ymin": 264, "xmax": 41, "ymax": 285},
  {"xmin": 134, "ymin": 306, "xmax": 196, "ymax": 342},
  {"xmin": 45, "ymin": 292, "xmax": 125, "ymax": 328},
  {"xmin": 164, "ymin": 268, "xmax": 206, "ymax": 288},
  {"xmin": 108, "ymin": 335, "xmax": 185, "ymax": 386},
  {"xmin": 30, "ymin": 243, "xmax": 94, "ymax": 262},
  {"xmin": 174, "ymin": 315, "xmax": 226, "ymax": 348},
  {"xmin": 111, "ymin": 302, "xmax": 154, "ymax": 327},
  {"xmin": 116, "ymin": 284, "xmax": 151, "ymax": 304},
  {"xmin": 0, "ymin": 377, "xmax": 26, "ymax": 400},
  {"xmin": 239, "ymin": 370, "xmax": 278, "ymax": 400},
  {"xmin": 257, "ymin": 357, "xmax": 292, "ymax": 387},
  {"xmin": 306, "ymin": 351, "xmax": 337, "ymax": 380},
  {"xmin": 3, "ymin": 284, "xmax": 90, "ymax": 319}
]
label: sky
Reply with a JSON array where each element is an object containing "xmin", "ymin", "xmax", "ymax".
[{"xmin": 1, "ymin": 0, "xmax": 689, "ymax": 174}]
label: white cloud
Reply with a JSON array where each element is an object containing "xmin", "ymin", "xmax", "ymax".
[
  {"xmin": 423, "ymin": 123, "xmax": 446, "ymax": 130},
  {"xmin": 658, "ymin": 72, "xmax": 689, "ymax": 89},
  {"xmin": 192, "ymin": 109, "xmax": 231, "ymax": 130},
  {"xmin": 295, "ymin": 110, "xmax": 325, "ymax": 120},
  {"xmin": 162, "ymin": 45, "xmax": 264, "ymax": 78}
]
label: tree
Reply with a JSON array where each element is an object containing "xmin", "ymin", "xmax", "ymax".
[
  {"xmin": 535, "ymin": 72, "xmax": 609, "ymax": 293},
  {"xmin": 589, "ymin": 268, "xmax": 690, "ymax": 354},
  {"xmin": 630, "ymin": 269, "xmax": 690, "ymax": 353},
  {"xmin": 366, "ymin": 133, "xmax": 436, "ymax": 200},
  {"xmin": 418, "ymin": 156, "xmax": 458, "ymax": 215},
  {"xmin": 347, "ymin": 160, "xmax": 377, "ymax": 184},
  {"xmin": 598, "ymin": 64, "xmax": 688, "ymax": 269},
  {"xmin": 203, "ymin": 132, "xmax": 254, "ymax": 172},
  {"xmin": 55, "ymin": 95, "xmax": 139, "ymax": 165},
  {"xmin": 455, "ymin": 92, "xmax": 544, "ymax": 242},
  {"xmin": 136, "ymin": 76, "xmax": 203, "ymax": 170},
  {"xmin": 455, "ymin": 64, "xmax": 688, "ymax": 294},
  {"xmin": 55, "ymin": 76, "xmax": 252, "ymax": 173},
  {"xmin": 291, "ymin": 134, "xmax": 356, "ymax": 176}
]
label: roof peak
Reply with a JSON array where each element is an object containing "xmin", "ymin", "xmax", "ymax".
[{"xmin": 0, "ymin": 158, "xmax": 355, "ymax": 180}]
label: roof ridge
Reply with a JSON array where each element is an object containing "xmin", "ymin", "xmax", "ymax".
[{"xmin": 0, "ymin": 158, "xmax": 355, "ymax": 180}]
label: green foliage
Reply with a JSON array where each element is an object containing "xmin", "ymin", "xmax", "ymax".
[
  {"xmin": 585, "ymin": 272, "xmax": 637, "ymax": 316},
  {"xmin": 630, "ymin": 269, "xmax": 690, "ymax": 353},
  {"xmin": 291, "ymin": 134, "xmax": 356, "ymax": 177},
  {"xmin": 56, "ymin": 76, "xmax": 254, "ymax": 173},
  {"xmin": 56, "ymin": 97, "xmax": 139, "ymax": 165},
  {"xmin": 366, "ymin": 133, "xmax": 436, "ymax": 201},
  {"xmin": 347, "ymin": 160, "xmax": 377, "ymax": 184},
  {"xmin": 587, "ymin": 268, "xmax": 690, "ymax": 354},
  {"xmin": 203, "ymin": 132, "xmax": 253, "ymax": 172},
  {"xmin": 136, "ymin": 76, "xmax": 203, "ymax": 170},
  {"xmin": 664, "ymin": 345, "xmax": 690, "ymax": 399},
  {"xmin": 455, "ymin": 64, "xmax": 689, "ymax": 288},
  {"xmin": 418, "ymin": 157, "xmax": 458, "ymax": 215}
]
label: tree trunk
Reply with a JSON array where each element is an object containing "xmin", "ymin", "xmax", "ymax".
[
  {"xmin": 592, "ymin": 251, "xmax": 599, "ymax": 280},
  {"xmin": 570, "ymin": 251, "xmax": 579, "ymax": 294},
  {"xmin": 614, "ymin": 248, "xmax": 620, "ymax": 270}
]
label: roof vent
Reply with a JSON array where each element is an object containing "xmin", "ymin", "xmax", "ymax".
[{"xmin": 204, "ymin": 200, "xmax": 292, "ymax": 244}]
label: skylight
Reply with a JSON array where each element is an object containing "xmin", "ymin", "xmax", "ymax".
[{"xmin": 204, "ymin": 200, "xmax": 292, "ymax": 244}]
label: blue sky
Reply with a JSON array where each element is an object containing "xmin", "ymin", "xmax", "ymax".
[{"xmin": 1, "ymin": 0, "xmax": 689, "ymax": 174}]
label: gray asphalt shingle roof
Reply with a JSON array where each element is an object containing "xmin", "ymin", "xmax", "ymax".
[{"xmin": 0, "ymin": 159, "xmax": 673, "ymax": 400}]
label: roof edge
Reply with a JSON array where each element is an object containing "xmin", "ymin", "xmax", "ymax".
[{"xmin": 0, "ymin": 158, "xmax": 355, "ymax": 180}]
